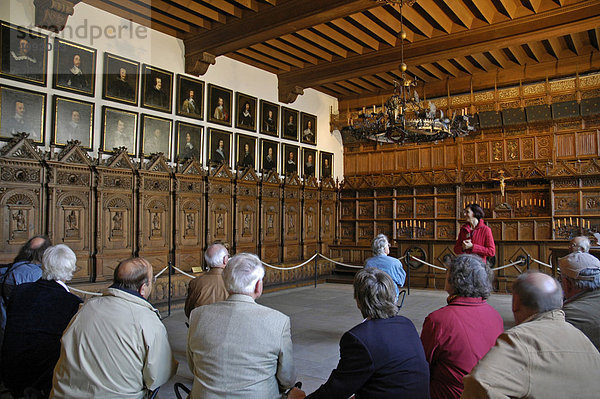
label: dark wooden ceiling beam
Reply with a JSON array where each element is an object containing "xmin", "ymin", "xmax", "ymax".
[
  {"xmin": 278, "ymin": 1, "xmax": 600, "ymax": 94},
  {"xmin": 184, "ymin": 0, "xmax": 378, "ymax": 58}
]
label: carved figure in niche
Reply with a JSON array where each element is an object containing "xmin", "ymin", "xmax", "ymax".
[
  {"xmin": 66, "ymin": 210, "xmax": 79, "ymax": 237},
  {"xmin": 12, "ymin": 210, "xmax": 26, "ymax": 231},
  {"xmin": 186, "ymin": 213, "xmax": 195, "ymax": 231},
  {"xmin": 152, "ymin": 213, "xmax": 161, "ymax": 231},
  {"xmin": 242, "ymin": 213, "xmax": 251, "ymax": 236},
  {"xmin": 267, "ymin": 213, "xmax": 274, "ymax": 235},
  {"xmin": 288, "ymin": 214, "xmax": 295, "ymax": 234},
  {"xmin": 324, "ymin": 215, "xmax": 330, "ymax": 233},
  {"xmin": 111, "ymin": 211, "xmax": 123, "ymax": 236},
  {"xmin": 307, "ymin": 213, "xmax": 313, "ymax": 233},
  {"xmin": 216, "ymin": 213, "xmax": 224, "ymax": 235},
  {"xmin": 492, "ymin": 170, "xmax": 512, "ymax": 200}
]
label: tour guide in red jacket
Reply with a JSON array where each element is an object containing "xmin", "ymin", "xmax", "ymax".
[{"xmin": 454, "ymin": 204, "xmax": 495, "ymax": 262}]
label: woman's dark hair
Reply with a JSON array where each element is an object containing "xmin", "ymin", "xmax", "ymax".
[{"xmin": 466, "ymin": 203, "xmax": 485, "ymax": 220}]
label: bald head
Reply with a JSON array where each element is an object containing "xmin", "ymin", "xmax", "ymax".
[
  {"xmin": 113, "ymin": 257, "xmax": 153, "ymax": 298},
  {"xmin": 14, "ymin": 235, "xmax": 52, "ymax": 264},
  {"xmin": 570, "ymin": 236, "xmax": 590, "ymax": 253},
  {"xmin": 512, "ymin": 271, "xmax": 563, "ymax": 325},
  {"xmin": 204, "ymin": 243, "xmax": 229, "ymax": 269}
]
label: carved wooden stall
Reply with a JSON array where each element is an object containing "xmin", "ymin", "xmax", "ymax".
[
  {"xmin": 95, "ymin": 150, "xmax": 137, "ymax": 281},
  {"xmin": 234, "ymin": 168, "xmax": 260, "ymax": 255},
  {"xmin": 46, "ymin": 143, "xmax": 94, "ymax": 282},
  {"xmin": 260, "ymin": 170, "xmax": 282, "ymax": 265},
  {"xmin": 174, "ymin": 159, "xmax": 205, "ymax": 270},
  {"xmin": 0, "ymin": 135, "xmax": 46, "ymax": 264},
  {"xmin": 302, "ymin": 176, "xmax": 319, "ymax": 259},
  {"xmin": 282, "ymin": 173, "xmax": 301, "ymax": 262},
  {"xmin": 138, "ymin": 155, "xmax": 173, "ymax": 275},
  {"xmin": 319, "ymin": 177, "xmax": 336, "ymax": 255},
  {"xmin": 206, "ymin": 164, "xmax": 234, "ymax": 250}
]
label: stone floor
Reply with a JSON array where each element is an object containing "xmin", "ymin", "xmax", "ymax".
[{"xmin": 159, "ymin": 283, "xmax": 514, "ymax": 398}]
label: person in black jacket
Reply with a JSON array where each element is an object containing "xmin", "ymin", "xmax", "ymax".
[
  {"xmin": 290, "ymin": 268, "xmax": 430, "ymax": 399},
  {"xmin": 1, "ymin": 244, "xmax": 82, "ymax": 398}
]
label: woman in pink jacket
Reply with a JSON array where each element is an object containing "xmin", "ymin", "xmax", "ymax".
[{"xmin": 454, "ymin": 203, "xmax": 495, "ymax": 263}]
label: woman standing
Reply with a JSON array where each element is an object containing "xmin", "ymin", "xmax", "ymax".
[{"xmin": 454, "ymin": 203, "xmax": 495, "ymax": 262}]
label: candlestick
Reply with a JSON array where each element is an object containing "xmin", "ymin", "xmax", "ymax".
[{"xmin": 588, "ymin": 220, "xmax": 591, "ymax": 229}]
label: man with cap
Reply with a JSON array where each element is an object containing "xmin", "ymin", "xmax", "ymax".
[{"xmin": 559, "ymin": 251, "xmax": 600, "ymax": 350}]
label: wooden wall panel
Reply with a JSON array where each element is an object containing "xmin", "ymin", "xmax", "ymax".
[
  {"xmin": 174, "ymin": 160, "xmax": 204, "ymax": 270},
  {"xmin": 407, "ymin": 149, "xmax": 419, "ymax": 170},
  {"xmin": 320, "ymin": 180, "xmax": 336, "ymax": 254},
  {"xmin": 261, "ymin": 171, "xmax": 282, "ymax": 264},
  {"xmin": 303, "ymin": 177, "xmax": 319, "ymax": 258},
  {"xmin": 282, "ymin": 174, "xmax": 301, "ymax": 261},
  {"xmin": 420, "ymin": 147, "xmax": 431, "ymax": 169},
  {"xmin": 382, "ymin": 151, "xmax": 396, "ymax": 172},
  {"xmin": 235, "ymin": 169, "xmax": 260, "ymax": 256},
  {"xmin": 556, "ymin": 133, "xmax": 576, "ymax": 158},
  {"xmin": 446, "ymin": 145, "xmax": 457, "ymax": 168},
  {"xmin": 206, "ymin": 165, "xmax": 234, "ymax": 250},
  {"xmin": 577, "ymin": 130, "xmax": 599, "ymax": 156},
  {"xmin": 432, "ymin": 146, "xmax": 444, "ymax": 168}
]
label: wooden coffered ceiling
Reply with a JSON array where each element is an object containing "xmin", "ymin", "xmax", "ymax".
[{"xmin": 82, "ymin": 0, "xmax": 600, "ymax": 107}]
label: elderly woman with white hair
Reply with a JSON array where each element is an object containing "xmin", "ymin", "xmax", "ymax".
[
  {"xmin": 1, "ymin": 244, "xmax": 82, "ymax": 398},
  {"xmin": 364, "ymin": 234, "xmax": 406, "ymax": 297}
]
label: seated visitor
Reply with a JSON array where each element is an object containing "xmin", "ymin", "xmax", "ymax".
[
  {"xmin": 187, "ymin": 253, "xmax": 296, "ymax": 398},
  {"xmin": 290, "ymin": 268, "xmax": 430, "ymax": 399},
  {"xmin": 420, "ymin": 254, "xmax": 503, "ymax": 399},
  {"xmin": 184, "ymin": 243, "xmax": 230, "ymax": 318},
  {"xmin": 569, "ymin": 235, "xmax": 591, "ymax": 253},
  {"xmin": 51, "ymin": 257, "xmax": 177, "ymax": 398},
  {"xmin": 454, "ymin": 204, "xmax": 495, "ymax": 262},
  {"xmin": 1, "ymin": 244, "xmax": 82, "ymax": 398},
  {"xmin": 462, "ymin": 271, "xmax": 600, "ymax": 398},
  {"xmin": 364, "ymin": 233, "xmax": 406, "ymax": 297},
  {"xmin": 559, "ymin": 251, "xmax": 600, "ymax": 350}
]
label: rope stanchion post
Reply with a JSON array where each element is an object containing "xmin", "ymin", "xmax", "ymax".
[
  {"xmin": 314, "ymin": 251, "xmax": 318, "ymax": 288},
  {"xmin": 167, "ymin": 261, "xmax": 172, "ymax": 318},
  {"xmin": 404, "ymin": 253, "xmax": 411, "ymax": 296},
  {"xmin": 526, "ymin": 254, "xmax": 531, "ymax": 271}
]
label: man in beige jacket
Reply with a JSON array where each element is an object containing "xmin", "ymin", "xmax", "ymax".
[
  {"xmin": 462, "ymin": 271, "xmax": 600, "ymax": 399},
  {"xmin": 187, "ymin": 252, "xmax": 296, "ymax": 398},
  {"xmin": 51, "ymin": 258, "xmax": 177, "ymax": 399},
  {"xmin": 184, "ymin": 243, "xmax": 229, "ymax": 318}
]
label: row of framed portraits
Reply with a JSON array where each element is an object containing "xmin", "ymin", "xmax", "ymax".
[
  {"xmin": 0, "ymin": 84, "xmax": 333, "ymax": 178},
  {"xmin": 0, "ymin": 21, "xmax": 318, "ymax": 144}
]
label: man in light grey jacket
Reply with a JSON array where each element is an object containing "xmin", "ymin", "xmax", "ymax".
[
  {"xmin": 51, "ymin": 258, "xmax": 177, "ymax": 399},
  {"xmin": 187, "ymin": 252, "xmax": 296, "ymax": 398}
]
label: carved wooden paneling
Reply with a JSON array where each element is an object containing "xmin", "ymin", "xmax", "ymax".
[
  {"xmin": 407, "ymin": 149, "xmax": 418, "ymax": 170},
  {"xmin": 556, "ymin": 133, "xmax": 576, "ymax": 158},
  {"xmin": 261, "ymin": 171, "xmax": 282, "ymax": 264},
  {"xmin": 319, "ymin": 181, "xmax": 336, "ymax": 254},
  {"xmin": 436, "ymin": 221, "xmax": 455, "ymax": 240},
  {"xmin": 47, "ymin": 144, "xmax": 94, "ymax": 282},
  {"xmin": 396, "ymin": 199, "xmax": 413, "ymax": 218},
  {"xmin": 236, "ymin": 168, "xmax": 260, "ymax": 255},
  {"xmin": 463, "ymin": 143, "xmax": 475, "ymax": 165},
  {"xmin": 0, "ymin": 135, "xmax": 45, "ymax": 263},
  {"xmin": 416, "ymin": 199, "xmax": 434, "ymax": 217},
  {"xmin": 476, "ymin": 142, "xmax": 489, "ymax": 163},
  {"xmin": 521, "ymin": 137, "xmax": 535, "ymax": 160},
  {"xmin": 96, "ymin": 150, "xmax": 137, "ymax": 281},
  {"xmin": 282, "ymin": 173, "xmax": 301, "ymax": 261},
  {"xmin": 554, "ymin": 192, "xmax": 579, "ymax": 215},
  {"xmin": 357, "ymin": 200, "xmax": 373, "ymax": 219},
  {"xmin": 357, "ymin": 222, "xmax": 374, "ymax": 243},
  {"xmin": 583, "ymin": 191, "xmax": 600, "ymax": 214},
  {"xmin": 174, "ymin": 159, "xmax": 204, "ymax": 270},
  {"xmin": 207, "ymin": 164, "xmax": 234, "ymax": 251},
  {"xmin": 382, "ymin": 151, "xmax": 395, "ymax": 173},
  {"xmin": 420, "ymin": 147, "xmax": 431, "ymax": 169},
  {"xmin": 436, "ymin": 197, "xmax": 455, "ymax": 217},
  {"xmin": 303, "ymin": 176, "xmax": 319, "ymax": 258},
  {"xmin": 432, "ymin": 146, "xmax": 444, "ymax": 168}
]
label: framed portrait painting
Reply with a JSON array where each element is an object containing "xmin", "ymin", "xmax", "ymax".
[
  {"xmin": 300, "ymin": 112, "xmax": 317, "ymax": 145},
  {"xmin": 207, "ymin": 128, "xmax": 232, "ymax": 167},
  {"xmin": 176, "ymin": 75, "xmax": 204, "ymax": 120},
  {"xmin": 140, "ymin": 114, "xmax": 172, "ymax": 159},
  {"xmin": 320, "ymin": 151, "xmax": 333, "ymax": 179},
  {"xmin": 260, "ymin": 138, "xmax": 278, "ymax": 174},
  {"xmin": 53, "ymin": 38, "xmax": 96, "ymax": 96},
  {"xmin": 176, "ymin": 121, "xmax": 202, "ymax": 162},
  {"xmin": 302, "ymin": 147, "xmax": 317, "ymax": 178},
  {"xmin": 0, "ymin": 22, "xmax": 48, "ymax": 86},
  {"xmin": 260, "ymin": 100, "xmax": 279, "ymax": 137},
  {"xmin": 235, "ymin": 133, "xmax": 256, "ymax": 170},
  {"xmin": 141, "ymin": 64, "xmax": 173, "ymax": 113},
  {"xmin": 102, "ymin": 53, "xmax": 139, "ymax": 106},
  {"xmin": 235, "ymin": 92, "xmax": 257, "ymax": 132},
  {"xmin": 207, "ymin": 84, "xmax": 232, "ymax": 126},
  {"xmin": 282, "ymin": 143, "xmax": 299, "ymax": 176},
  {"xmin": 0, "ymin": 85, "xmax": 46, "ymax": 144},
  {"xmin": 101, "ymin": 106, "xmax": 138, "ymax": 155},
  {"xmin": 52, "ymin": 96, "xmax": 94, "ymax": 149},
  {"xmin": 281, "ymin": 107, "xmax": 299, "ymax": 141}
]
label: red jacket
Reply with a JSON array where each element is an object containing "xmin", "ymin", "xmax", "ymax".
[
  {"xmin": 420, "ymin": 297, "xmax": 504, "ymax": 399},
  {"xmin": 454, "ymin": 219, "xmax": 495, "ymax": 262}
]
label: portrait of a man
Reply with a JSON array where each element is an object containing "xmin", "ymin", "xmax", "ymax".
[
  {"xmin": 235, "ymin": 93, "xmax": 257, "ymax": 132},
  {"xmin": 261, "ymin": 139, "xmax": 278, "ymax": 173},
  {"xmin": 1, "ymin": 23, "xmax": 48, "ymax": 85},
  {"xmin": 236, "ymin": 134, "xmax": 256, "ymax": 170},
  {"xmin": 176, "ymin": 122, "xmax": 202, "ymax": 161},
  {"xmin": 281, "ymin": 107, "xmax": 299, "ymax": 141},
  {"xmin": 303, "ymin": 148, "xmax": 317, "ymax": 177},
  {"xmin": 142, "ymin": 64, "xmax": 173, "ymax": 113},
  {"xmin": 207, "ymin": 84, "xmax": 232, "ymax": 126},
  {"xmin": 283, "ymin": 144, "xmax": 299, "ymax": 176},
  {"xmin": 301, "ymin": 112, "xmax": 317, "ymax": 145},
  {"xmin": 260, "ymin": 100, "xmax": 279, "ymax": 136},
  {"xmin": 320, "ymin": 152, "xmax": 333, "ymax": 179},
  {"xmin": 0, "ymin": 85, "xmax": 45, "ymax": 143},
  {"xmin": 103, "ymin": 53, "xmax": 139, "ymax": 105},
  {"xmin": 53, "ymin": 96, "xmax": 94, "ymax": 149},
  {"xmin": 53, "ymin": 39, "xmax": 96, "ymax": 96},
  {"xmin": 176, "ymin": 75, "xmax": 204, "ymax": 120},
  {"xmin": 102, "ymin": 107, "xmax": 137, "ymax": 155},
  {"xmin": 208, "ymin": 129, "xmax": 231, "ymax": 166},
  {"xmin": 141, "ymin": 115, "xmax": 172, "ymax": 159}
]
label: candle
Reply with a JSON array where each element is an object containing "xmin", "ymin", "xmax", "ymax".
[
  {"xmin": 400, "ymin": 221, "xmax": 403, "ymax": 228},
  {"xmin": 570, "ymin": 217, "xmax": 573, "ymax": 226},
  {"xmin": 557, "ymin": 219, "xmax": 561, "ymax": 228},
  {"xmin": 424, "ymin": 222, "xmax": 427, "ymax": 229},
  {"xmin": 577, "ymin": 218, "xmax": 579, "ymax": 227},
  {"xmin": 553, "ymin": 220, "xmax": 556, "ymax": 230},
  {"xmin": 564, "ymin": 218, "xmax": 567, "ymax": 226},
  {"xmin": 543, "ymin": 199, "xmax": 545, "ymax": 208},
  {"xmin": 418, "ymin": 220, "xmax": 421, "ymax": 228},
  {"xmin": 530, "ymin": 198, "xmax": 532, "ymax": 206},
  {"xmin": 588, "ymin": 220, "xmax": 591, "ymax": 229},
  {"xmin": 373, "ymin": 105, "xmax": 376, "ymax": 113}
]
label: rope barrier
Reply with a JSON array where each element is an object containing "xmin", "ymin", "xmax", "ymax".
[
  {"xmin": 491, "ymin": 259, "xmax": 524, "ymax": 272},
  {"xmin": 172, "ymin": 266, "xmax": 196, "ymax": 279},
  {"xmin": 68, "ymin": 286, "xmax": 103, "ymax": 296},
  {"xmin": 530, "ymin": 258, "xmax": 553, "ymax": 269},
  {"xmin": 319, "ymin": 254, "xmax": 364, "ymax": 269},
  {"xmin": 409, "ymin": 256, "xmax": 447, "ymax": 271},
  {"xmin": 154, "ymin": 266, "xmax": 169, "ymax": 279},
  {"xmin": 261, "ymin": 253, "xmax": 319, "ymax": 270}
]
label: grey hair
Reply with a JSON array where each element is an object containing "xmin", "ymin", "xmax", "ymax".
[
  {"xmin": 204, "ymin": 243, "xmax": 228, "ymax": 268},
  {"xmin": 371, "ymin": 234, "xmax": 389, "ymax": 256},
  {"xmin": 42, "ymin": 244, "xmax": 77, "ymax": 282},
  {"xmin": 354, "ymin": 268, "xmax": 398, "ymax": 320},
  {"xmin": 567, "ymin": 269, "xmax": 600, "ymax": 290},
  {"xmin": 448, "ymin": 254, "xmax": 493, "ymax": 299},
  {"xmin": 224, "ymin": 253, "xmax": 265, "ymax": 295},
  {"xmin": 571, "ymin": 236, "xmax": 591, "ymax": 253},
  {"xmin": 513, "ymin": 271, "xmax": 563, "ymax": 313}
]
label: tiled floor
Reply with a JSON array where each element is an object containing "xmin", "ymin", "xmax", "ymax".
[{"xmin": 159, "ymin": 283, "xmax": 514, "ymax": 398}]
